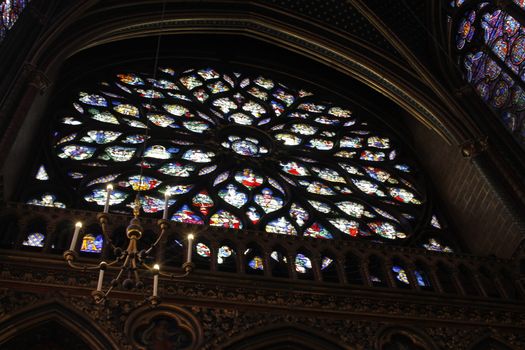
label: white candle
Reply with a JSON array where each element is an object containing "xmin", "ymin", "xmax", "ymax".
[
  {"xmin": 104, "ymin": 184, "xmax": 113, "ymax": 213},
  {"xmin": 97, "ymin": 262, "xmax": 106, "ymax": 292},
  {"xmin": 186, "ymin": 234, "xmax": 194, "ymax": 263},
  {"xmin": 69, "ymin": 221, "xmax": 82, "ymax": 251},
  {"xmin": 162, "ymin": 192, "xmax": 170, "ymax": 220},
  {"xmin": 153, "ymin": 264, "xmax": 160, "ymax": 297}
]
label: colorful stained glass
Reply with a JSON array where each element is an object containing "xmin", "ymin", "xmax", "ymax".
[
  {"xmin": 266, "ymin": 217, "xmax": 297, "ymax": 235},
  {"xmin": 105, "ymin": 146, "xmax": 136, "ymax": 161},
  {"xmin": 430, "ymin": 214, "xmax": 442, "ymax": 229},
  {"xmin": 280, "ymin": 160, "xmax": 309, "ymax": 176},
  {"xmin": 290, "ymin": 123, "xmax": 317, "ymax": 135},
  {"xmin": 275, "ymin": 133, "xmax": 301, "ymax": 146},
  {"xmin": 85, "ymin": 130, "xmax": 121, "ymax": 144},
  {"xmin": 235, "ymin": 168, "xmax": 263, "ymax": 189},
  {"xmin": 273, "ymin": 89, "xmax": 295, "ymax": 106},
  {"xmin": 79, "ymin": 92, "xmax": 107, "ymax": 107},
  {"xmin": 423, "ymin": 238, "xmax": 453, "ymax": 253},
  {"xmin": 215, "ymin": 245, "xmax": 233, "ymax": 264},
  {"xmin": 213, "ymin": 171, "xmax": 230, "ymax": 186},
  {"xmin": 68, "ymin": 172, "xmax": 84, "ymax": 179},
  {"xmin": 219, "ymin": 184, "xmax": 248, "ymax": 208},
  {"xmin": 117, "ymin": 73, "xmax": 144, "ymax": 86},
  {"xmin": 22, "ymin": 232, "xmax": 45, "ymax": 247},
  {"xmin": 183, "ymin": 120, "xmax": 210, "ymax": 133},
  {"xmin": 247, "ymin": 87, "xmax": 268, "ymax": 100},
  {"xmin": 35, "ymin": 165, "xmax": 49, "ymax": 180},
  {"xmin": 392, "ymin": 265, "xmax": 410, "ymax": 284},
  {"xmin": 336, "ymin": 201, "xmax": 364, "ymax": 218},
  {"xmin": 271, "ymin": 101, "xmax": 285, "ymax": 116},
  {"xmin": 340, "ymin": 136, "xmax": 363, "ymax": 148},
  {"xmin": 360, "ymin": 150, "xmax": 385, "ymax": 161},
  {"xmin": 242, "ymin": 101, "xmax": 265, "ymax": 117},
  {"xmin": 249, "ymin": 256, "xmax": 264, "ymax": 270},
  {"xmin": 61, "ymin": 117, "xmax": 82, "ymax": 125},
  {"xmin": 368, "ymin": 221, "xmax": 405, "ymax": 239},
  {"xmin": 252, "ymin": 76, "xmax": 273, "ymax": 90},
  {"xmin": 42, "ymin": 66, "xmax": 433, "ymax": 246},
  {"xmin": 164, "ymin": 184, "xmax": 193, "ymax": 196},
  {"xmin": 122, "ymin": 118, "xmax": 147, "ymax": 128},
  {"xmin": 312, "ymin": 167, "xmax": 345, "ymax": 183},
  {"xmin": 295, "ymin": 254, "xmax": 312, "ymax": 273},
  {"xmin": 308, "ymin": 200, "xmax": 331, "ymax": 213},
  {"xmin": 84, "ymin": 188, "xmax": 128, "ymax": 206},
  {"xmin": 135, "ymin": 88, "xmax": 164, "ymax": 99},
  {"xmin": 171, "ymin": 205, "xmax": 204, "ymax": 224},
  {"xmin": 1, "ymin": 0, "xmax": 30, "ymax": 41},
  {"xmin": 60, "ymin": 145, "xmax": 96, "ymax": 160},
  {"xmin": 307, "ymin": 138, "xmax": 333, "ymax": 150},
  {"xmin": 208, "ymin": 81, "xmax": 229, "ymax": 94},
  {"xmin": 27, "ymin": 194, "xmax": 66, "ymax": 208},
  {"xmin": 180, "ymin": 75, "xmax": 203, "ymax": 90},
  {"xmin": 88, "ymin": 109, "xmax": 119, "ymax": 124},
  {"xmin": 415, "ymin": 270, "xmax": 430, "ymax": 287},
  {"xmin": 86, "ymin": 173, "xmax": 120, "ymax": 187},
  {"xmin": 163, "ymin": 104, "xmax": 191, "ymax": 117},
  {"xmin": 127, "ymin": 175, "xmax": 161, "ymax": 191},
  {"xmin": 196, "ymin": 242, "xmax": 211, "ymax": 258},
  {"xmin": 212, "ymin": 98, "xmax": 237, "ymax": 113},
  {"xmin": 352, "ymin": 179, "xmax": 385, "ymax": 196},
  {"xmin": 113, "ymin": 103, "xmax": 139, "ymax": 117},
  {"xmin": 328, "ymin": 107, "xmax": 352, "ymax": 118},
  {"xmin": 229, "ymin": 113, "xmax": 253, "ymax": 125},
  {"xmin": 56, "ymin": 133, "xmax": 77, "ymax": 145},
  {"xmin": 199, "ymin": 165, "xmax": 217, "ymax": 175},
  {"xmin": 209, "ymin": 210, "xmax": 242, "ymax": 229},
  {"xmin": 367, "ymin": 136, "xmax": 390, "ymax": 149},
  {"xmin": 299, "ymin": 180, "xmax": 336, "ymax": 195},
  {"xmin": 144, "ymin": 145, "xmax": 174, "ymax": 159},
  {"xmin": 182, "ymin": 149, "xmax": 214, "ymax": 163},
  {"xmin": 158, "ymin": 162, "xmax": 195, "ymax": 177},
  {"xmin": 192, "ymin": 190, "xmax": 214, "ymax": 215},
  {"xmin": 389, "ymin": 187, "xmax": 419, "ymax": 204},
  {"xmin": 298, "ymin": 103, "xmax": 325, "ymax": 113},
  {"xmin": 254, "ymin": 188, "xmax": 283, "ymax": 213},
  {"xmin": 230, "ymin": 140, "xmax": 254, "ymax": 156},
  {"xmin": 246, "ymin": 206, "xmax": 261, "ymax": 224},
  {"xmin": 329, "ymin": 218, "xmax": 360, "ymax": 237},
  {"xmin": 321, "ymin": 257, "xmax": 334, "ymax": 270},
  {"xmin": 80, "ymin": 234, "xmax": 103, "ymax": 253},
  {"xmin": 197, "ymin": 68, "xmax": 220, "ymax": 80},
  {"xmin": 148, "ymin": 78, "xmax": 178, "ymax": 90},
  {"xmin": 147, "ymin": 113, "xmax": 175, "ymax": 127},
  {"xmin": 304, "ymin": 222, "xmax": 333, "ymax": 239}
]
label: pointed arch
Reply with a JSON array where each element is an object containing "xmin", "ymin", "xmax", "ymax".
[
  {"xmin": 222, "ymin": 324, "xmax": 348, "ymax": 350},
  {"xmin": 0, "ymin": 299, "xmax": 119, "ymax": 350}
]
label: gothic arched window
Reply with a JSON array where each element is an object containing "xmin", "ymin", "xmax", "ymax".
[
  {"xmin": 451, "ymin": 0, "xmax": 525, "ymax": 148},
  {"xmin": 24, "ymin": 65, "xmax": 451, "ymax": 248}
]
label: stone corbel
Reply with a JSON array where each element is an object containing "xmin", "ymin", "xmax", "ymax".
[{"xmin": 460, "ymin": 136, "xmax": 488, "ymax": 158}]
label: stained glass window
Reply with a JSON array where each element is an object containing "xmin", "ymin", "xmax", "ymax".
[
  {"xmin": 80, "ymin": 234, "xmax": 103, "ymax": 253},
  {"xmin": 22, "ymin": 232, "xmax": 45, "ymax": 247},
  {"xmin": 452, "ymin": 1, "xmax": 525, "ymax": 148},
  {"xmin": 27, "ymin": 66, "xmax": 446, "ymax": 244},
  {"xmin": 0, "ymin": 0, "xmax": 29, "ymax": 41}
]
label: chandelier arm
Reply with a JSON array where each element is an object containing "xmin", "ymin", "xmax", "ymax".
[
  {"xmin": 97, "ymin": 213, "xmax": 117, "ymax": 251},
  {"xmin": 144, "ymin": 219, "xmax": 169, "ymax": 255},
  {"xmin": 66, "ymin": 259, "xmax": 101, "ymax": 271}
]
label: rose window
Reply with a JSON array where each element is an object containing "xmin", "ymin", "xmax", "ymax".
[{"xmin": 27, "ymin": 66, "xmax": 436, "ymax": 243}]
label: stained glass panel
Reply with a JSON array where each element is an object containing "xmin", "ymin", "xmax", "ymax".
[{"xmin": 34, "ymin": 66, "xmax": 435, "ymax": 244}]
